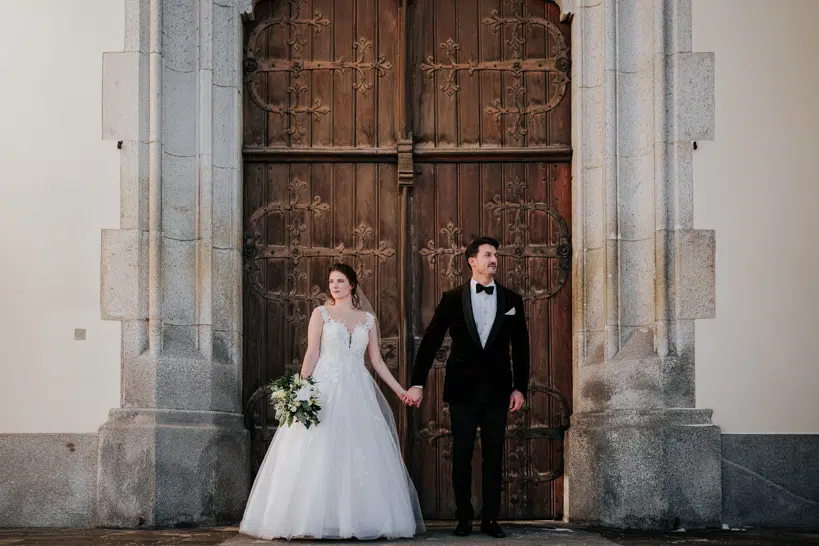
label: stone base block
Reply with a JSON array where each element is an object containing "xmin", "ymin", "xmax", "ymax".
[
  {"xmin": 565, "ymin": 409, "xmax": 722, "ymax": 529},
  {"xmin": 97, "ymin": 408, "xmax": 249, "ymax": 528}
]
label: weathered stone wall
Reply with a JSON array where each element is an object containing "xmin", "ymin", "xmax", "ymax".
[
  {"xmin": 565, "ymin": 0, "xmax": 720, "ymax": 529},
  {"xmin": 98, "ymin": 0, "xmax": 249, "ymax": 527}
]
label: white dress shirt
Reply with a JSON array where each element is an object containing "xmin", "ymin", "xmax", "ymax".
[
  {"xmin": 470, "ymin": 278, "xmax": 497, "ymax": 348},
  {"xmin": 412, "ymin": 279, "xmax": 497, "ymax": 391}
]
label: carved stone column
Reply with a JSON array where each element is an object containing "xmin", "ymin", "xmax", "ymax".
[
  {"xmin": 99, "ymin": 0, "xmax": 248, "ymax": 527},
  {"xmin": 565, "ymin": 0, "xmax": 721, "ymax": 529}
]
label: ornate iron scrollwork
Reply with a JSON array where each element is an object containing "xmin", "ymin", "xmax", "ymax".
[
  {"xmin": 419, "ymin": 222, "xmax": 464, "ymax": 284},
  {"xmin": 420, "ymin": 176, "xmax": 572, "ymax": 300},
  {"xmin": 416, "ymin": 381, "xmax": 570, "ymax": 484},
  {"xmin": 419, "ymin": 0, "xmax": 570, "ymax": 141},
  {"xmin": 244, "ymin": 0, "xmax": 393, "ymax": 142},
  {"xmin": 243, "ymin": 231, "xmax": 259, "ymax": 261},
  {"xmin": 243, "ymin": 176, "xmax": 396, "ymax": 303}
]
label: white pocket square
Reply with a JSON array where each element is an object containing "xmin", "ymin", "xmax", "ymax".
[{"xmin": 505, "ymin": 308, "xmax": 516, "ymax": 316}]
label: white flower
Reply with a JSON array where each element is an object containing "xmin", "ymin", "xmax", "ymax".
[
  {"xmin": 295, "ymin": 385, "xmax": 312, "ymax": 402},
  {"xmin": 274, "ymin": 390, "xmax": 286, "ymax": 400}
]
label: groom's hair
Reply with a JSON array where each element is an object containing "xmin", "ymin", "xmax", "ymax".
[{"xmin": 464, "ymin": 236, "xmax": 500, "ymax": 269}]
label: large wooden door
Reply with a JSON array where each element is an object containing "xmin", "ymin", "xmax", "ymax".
[{"xmin": 242, "ymin": 0, "xmax": 571, "ymax": 520}]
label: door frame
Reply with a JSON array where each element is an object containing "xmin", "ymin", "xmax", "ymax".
[{"xmin": 239, "ymin": 0, "xmax": 574, "ymax": 519}]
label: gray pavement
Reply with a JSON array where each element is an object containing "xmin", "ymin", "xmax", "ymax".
[{"xmin": 0, "ymin": 523, "xmax": 817, "ymax": 546}]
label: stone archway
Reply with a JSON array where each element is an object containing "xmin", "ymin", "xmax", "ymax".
[{"xmin": 98, "ymin": 0, "xmax": 719, "ymax": 529}]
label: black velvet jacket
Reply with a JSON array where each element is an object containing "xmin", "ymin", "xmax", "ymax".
[{"xmin": 411, "ymin": 282, "xmax": 530, "ymax": 403}]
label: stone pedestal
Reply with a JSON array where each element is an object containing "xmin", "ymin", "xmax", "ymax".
[
  {"xmin": 567, "ymin": 409, "xmax": 721, "ymax": 529},
  {"xmin": 99, "ymin": 0, "xmax": 249, "ymax": 527},
  {"xmin": 97, "ymin": 409, "xmax": 247, "ymax": 528},
  {"xmin": 566, "ymin": 0, "xmax": 720, "ymax": 529}
]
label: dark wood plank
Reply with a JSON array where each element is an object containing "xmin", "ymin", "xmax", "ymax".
[
  {"xmin": 434, "ymin": 163, "xmax": 458, "ymax": 517},
  {"xmin": 435, "ymin": 163, "xmax": 459, "ymax": 289},
  {"xmin": 479, "ymin": 0, "xmax": 503, "ymax": 146},
  {"xmin": 499, "ymin": 0, "xmax": 512, "ymax": 148},
  {"xmin": 266, "ymin": 0, "xmax": 290, "ymax": 146},
  {"xmin": 288, "ymin": 162, "xmax": 312, "ymax": 364},
  {"xmin": 411, "ymin": 0, "xmax": 436, "ymax": 147},
  {"xmin": 242, "ymin": 162, "xmax": 265, "ymax": 403},
  {"xmin": 527, "ymin": 161, "xmax": 554, "ymax": 519},
  {"xmin": 309, "ymin": 162, "xmax": 334, "ymax": 317},
  {"xmin": 502, "ymin": 162, "xmax": 528, "ymax": 519},
  {"xmin": 312, "ymin": 0, "xmax": 334, "ymax": 147},
  {"xmin": 243, "ymin": 161, "xmax": 267, "ymax": 472},
  {"xmin": 413, "ymin": 163, "xmax": 440, "ymax": 517},
  {"xmin": 333, "ymin": 163, "xmax": 356, "ymax": 257},
  {"xmin": 293, "ymin": 0, "xmax": 314, "ymax": 148},
  {"xmin": 243, "ymin": 6, "xmax": 266, "ymax": 148},
  {"xmin": 480, "ymin": 162, "xmax": 504, "ymax": 272},
  {"xmin": 377, "ymin": 163, "xmax": 401, "ymax": 425},
  {"xmin": 549, "ymin": 162, "xmax": 572, "ymax": 519},
  {"xmin": 264, "ymin": 163, "xmax": 289, "ymax": 383},
  {"xmin": 525, "ymin": 0, "xmax": 548, "ymax": 147},
  {"xmin": 459, "ymin": 163, "xmax": 482, "ymax": 265},
  {"xmin": 355, "ymin": 0, "xmax": 378, "ymax": 147},
  {"xmin": 377, "ymin": 163, "xmax": 400, "ymax": 343},
  {"xmin": 434, "ymin": 0, "xmax": 458, "ymax": 147},
  {"xmin": 377, "ymin": 0, "xmax": 399, "ymax": 147},
  {"xmin": 456, "ymin": 2, "xmax": 481, "ymax": 147},
  {"xmin": 354, "ymin": 162, "xmax": 379, "ymax": 374},
  {"xmin": 546, "ymin": 1, "xmax": 572, "ymax": 148},
  {"xmin": 333, "ymin": 0, "xmax": 355, "ymax": 146}
]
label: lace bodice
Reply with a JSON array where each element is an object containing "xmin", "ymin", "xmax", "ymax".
[{"xmin": 317, "ymin": 306, "xmax": 375, "ymax": 360}]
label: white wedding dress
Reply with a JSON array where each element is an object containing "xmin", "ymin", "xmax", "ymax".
[{"xmin": 240, "ymin": 306, "xmax": 425, "ymax": 540}]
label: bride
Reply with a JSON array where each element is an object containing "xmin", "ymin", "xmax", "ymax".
[{"xmin": 239, "ymin": 263, "xmax": 425, "ymax": 540}]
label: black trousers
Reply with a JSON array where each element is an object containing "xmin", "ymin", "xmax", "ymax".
[{"xmin": 448, "ymin": 389, "xmax": 508, "ymax": 522}]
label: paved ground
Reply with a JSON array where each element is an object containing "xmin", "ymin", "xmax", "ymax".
[{"xmin": 0, "ymin": 523, "xmax": 817, "ymax": 546}]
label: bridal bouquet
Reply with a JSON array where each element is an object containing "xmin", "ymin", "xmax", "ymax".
[{"xmin": 268, "ymin": 372, "xmax": 322, "ymax": 429}]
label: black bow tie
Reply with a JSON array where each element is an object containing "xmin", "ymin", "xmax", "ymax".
[{"xmin": 476, "ymin": 284, "xmax": 494, "ymax": 295}]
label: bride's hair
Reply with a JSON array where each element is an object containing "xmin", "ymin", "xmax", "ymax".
[{"xmin": 327, "ymin": 263, "xmax": 362, "ymax": 310}]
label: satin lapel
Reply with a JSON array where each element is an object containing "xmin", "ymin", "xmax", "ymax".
[
  {"xmin": 484, "ymin": 283, "xmax": 507, "ymax": 350},
  {"xmin": 461, "ymin": 282, "xmax": 482, "ymax": 350}
]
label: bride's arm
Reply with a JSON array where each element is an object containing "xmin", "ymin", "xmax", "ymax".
[
  {"xmin": 299, "ymin": 309, "xmax": 324, "ymax": 378},
  {"xmin": 366, "ymin": 327, "xmax": 406, "ymax": 398}
]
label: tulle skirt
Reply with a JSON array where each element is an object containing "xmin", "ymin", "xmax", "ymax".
[{"xmin": 239, "ymin": 358, "xmax": 425, "ymax": 540}]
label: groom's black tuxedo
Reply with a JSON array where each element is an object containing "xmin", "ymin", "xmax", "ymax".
[
  {"xmin": 411, "ymin": 281, "xmax": 530, "ymax": 402},
  {"xmin": 410, "ymin": 280, "xmax": 530, "ymax": 522}
]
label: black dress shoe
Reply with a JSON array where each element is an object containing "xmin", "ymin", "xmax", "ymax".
[
  {"xmin": 480, "ymin": 520, "xmax": 506, "ymax": 538},
  {"xmin": 454, "ymin": 520, "xmax": 473, "ymax": 536}
]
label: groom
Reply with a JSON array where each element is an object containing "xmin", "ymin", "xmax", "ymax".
[{"xmin": 405, "ymin": 236, "xmax": 530, "ymax": 538}]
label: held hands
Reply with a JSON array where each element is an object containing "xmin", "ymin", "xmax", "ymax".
[
  {"xmin": 397, "ymin": 388, "xmax": 521, "ymax": 410},
  {"xmin": 400, "ymin": 386, "xmax": 423, "ymax": 407}
]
